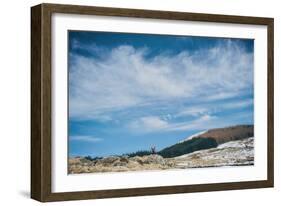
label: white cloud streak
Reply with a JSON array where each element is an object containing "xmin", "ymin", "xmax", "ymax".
[
  {"xmin": 175, "ymin": 98, "xmax": 253, "ymax": 118},
  {"xmin": 128, "ymin": 114, "xmax": 219, "ymax": 132},
  {"xmin": 70, "ymin": 136, "xmax": 103, "ymax": 143},
  {"xmin": 129, "ymin": 116, "xmax": 169, "ymax": 131}
]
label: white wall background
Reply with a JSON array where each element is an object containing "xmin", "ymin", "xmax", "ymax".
[{"xmin": 0, "ymin": 0, "xmax": 279, "ymax": 205}]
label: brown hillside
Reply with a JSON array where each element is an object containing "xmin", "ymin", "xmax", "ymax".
[{"xmin": 195, "ymin": 125, "xmax": 254, "ymax": 144}]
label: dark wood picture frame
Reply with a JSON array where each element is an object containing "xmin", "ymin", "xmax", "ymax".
[{"xmin": 31, "ymin": 3, "xmax": 274, "ymax": 202}]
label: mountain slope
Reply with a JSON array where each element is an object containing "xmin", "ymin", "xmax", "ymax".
[
  {"xmin": 158, "ymin": 137, "xmax": 218, "ymax": 158},
  {"xmin": 158, "ymin": 125, "xmax": 253, "ymax": 158},
  {"xmin": 192, "ymin": 125, "xmax": 254, "ymax": 144}
]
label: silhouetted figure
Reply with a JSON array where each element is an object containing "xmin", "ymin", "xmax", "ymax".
[{"xmin": 151, "ymin": 146, "xmax": 156, "ymax": 154}]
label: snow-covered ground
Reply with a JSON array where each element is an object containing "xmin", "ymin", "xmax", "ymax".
[
  {"xmin": 217, "ymin": 137, "xmax": 253, "ymax": 149},
  {"xmin": 173, "ymin": 137, "xmax": 254, "ymax": 168}
]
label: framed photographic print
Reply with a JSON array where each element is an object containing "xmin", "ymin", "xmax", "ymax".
[{"xmin": 31, "ymin": 3, "xmax": 274, "ymax": 202}]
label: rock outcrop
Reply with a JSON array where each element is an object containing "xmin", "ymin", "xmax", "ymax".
[{"xmin": 69, "ymin": 154, "xmax": 175, "ymax": 173}]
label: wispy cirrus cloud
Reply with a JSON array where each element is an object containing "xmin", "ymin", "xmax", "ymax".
[{"xmin": 69, "ymin": 40, "xmax": 253, "ymax": 122}]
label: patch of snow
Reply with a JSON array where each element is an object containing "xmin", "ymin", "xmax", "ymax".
[
  {"xmin": 173, "ymin": 137, "xmax": 254, "ymax": 168},
  {"xmin": 217, "ymin": 137, "xmax": 254, "ymax": 149},
  {"xmin": 178, "ymin": 130, "xmax": 208, "ymax": 143}
]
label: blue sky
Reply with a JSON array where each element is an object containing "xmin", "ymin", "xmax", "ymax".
[{"xmin": 68, "ymin": 31, "xmax": 254, "ymax": 157}]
